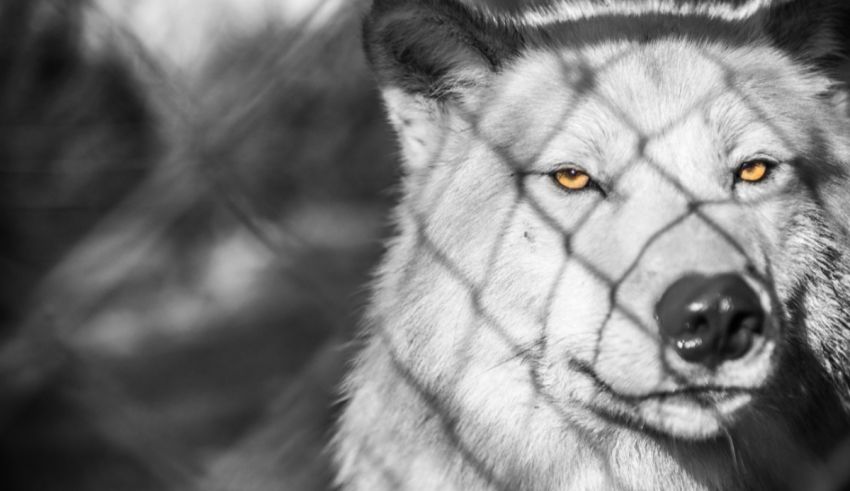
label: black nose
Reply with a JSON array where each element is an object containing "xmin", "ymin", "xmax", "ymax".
[{"xmin": 655, "ymin": 273, "xmax": 764, "ymax": 366}]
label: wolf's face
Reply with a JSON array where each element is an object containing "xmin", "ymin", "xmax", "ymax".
[
  {"xmin": 364, "ymin": 0, "xmax": 850, "ymax": 446},
  {"xmin": 472, "ymin": 41, "xmax": 837, "ymax": 438}
]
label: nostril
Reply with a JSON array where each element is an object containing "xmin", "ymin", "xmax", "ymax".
[
  {"xmin": 723, "ymin": 313, "xmax": 762, "ymax": 360},
  {"xmin": 732, "ymin": 313, "xmax": 763, "ymax": 335},
  {"xmin": 656, "ymin": 273, "xmax": 765, "ymax": 366},
  {"xmin": 676, "ymin": 313, "xmax": 718, "ymax": 363}
]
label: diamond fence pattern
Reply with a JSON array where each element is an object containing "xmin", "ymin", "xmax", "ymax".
[
  {"xmin": 2, "ymin": 0, "xmax": 850, "ymax": 490},
  {"xmin": 326, "ymin": 5, "xmax": 850, "ymax": 489}
]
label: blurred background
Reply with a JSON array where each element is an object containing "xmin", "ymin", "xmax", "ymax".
[
  {"xmin": 0, "ymin": 0, "xmax": 401, "ymax": 489},
  {"xmin": 1, "ymin": 1, "xmax": 849, "ymax": 490}
]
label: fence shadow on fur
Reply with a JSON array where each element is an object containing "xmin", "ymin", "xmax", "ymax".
[
  {"xmin": 350, "ymin": 7, "xmax": 850, "ymax": 489},
  {"xmin": 2, "ymin": 0, "xmax": 850, "ymax": 490}
]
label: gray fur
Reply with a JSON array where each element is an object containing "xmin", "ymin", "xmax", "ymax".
[{"xmin": 337, "ymin": 1, "xmax": 850, "ymax": 489}]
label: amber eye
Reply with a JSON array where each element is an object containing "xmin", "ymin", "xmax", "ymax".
[
  {"xmin": 553, "ymin": 168, "xmax": 591, "ymax": 190},
  {"xmin": 737, "ymin": 160, "xmax": 770, "ymax": 183}
]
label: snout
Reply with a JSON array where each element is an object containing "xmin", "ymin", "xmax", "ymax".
[{"xmin": 656, "ymin": 273, "xmax": 766, "ymax": 368}]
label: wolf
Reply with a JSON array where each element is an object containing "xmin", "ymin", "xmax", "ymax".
[{"xmin": 334, "ymin": 0, "xmax": 850, "ymax": 489}]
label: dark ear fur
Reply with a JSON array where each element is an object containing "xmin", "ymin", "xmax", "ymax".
[
  {"xmin": 766, "ymin": 1, "xmax": 850, "ymax": 227},
  {"xmin": 765, "ymin": 0, "xmax": 850, "ymax": 73},
  {"xmin": 763, "ymin": 0, "xmax": 850, "ymax": 116},
  {"xmin": 363, "ymin": 0, "xmax": 523, "ymax": 99}
]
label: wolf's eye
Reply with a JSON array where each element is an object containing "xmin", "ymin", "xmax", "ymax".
[
  {"xmin": 552, "ymin": 168, "xmax": 591, "ymax": 190},
  {"xmin": 736, "ymin": 160, "xmax": 770, "ymax": 183}
]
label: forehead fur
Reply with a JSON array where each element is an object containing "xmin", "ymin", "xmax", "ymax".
[{"xmin": 481, "ymin": 39, "xmax": 830, "ymax": 170}]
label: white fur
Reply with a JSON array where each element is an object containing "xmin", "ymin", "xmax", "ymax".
[{"xmin": 337, "ymin": 3, "xmax": 850, "ymax": 490}]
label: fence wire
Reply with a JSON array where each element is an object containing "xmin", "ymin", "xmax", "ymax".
[{"xmin": 1, "ymin": 0, "xmax": 850, "ymax": 490}]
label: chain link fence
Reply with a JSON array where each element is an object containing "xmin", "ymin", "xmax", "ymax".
[{"xmin": 1, "ymin": 0, "xmax": 849, "ymax": 490}]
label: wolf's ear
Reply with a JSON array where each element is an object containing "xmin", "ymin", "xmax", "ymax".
[
  {"xmin": 764, "ymin": 0, "xmax": 850, "ymax": 111},
  {"xmin": 363, "ymin": 0, "xmax": 520, "ymax": 100},
  {"xmin": 363, "ymin": 0, "xmax": 523, "ymax": 168},
  {"xmin": 766, "ymin": 1, "xmax": 850, "ymax": 230},
  {"xmin": 764, "ymin": 0, "xmax": 850, "ymax": 64}
]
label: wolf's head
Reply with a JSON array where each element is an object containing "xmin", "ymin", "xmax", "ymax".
[{"xmin": 363, "ymin": 0, "xmax": 850, "ymax": 460}]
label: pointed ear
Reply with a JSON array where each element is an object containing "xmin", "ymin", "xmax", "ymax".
[
  {"xmin": 362, "ymin": 0, "xmax": 524, "ymax": 169},
  {"xmin": 363, "ymin": 0, "xmax": 522, "ymax": 100},
  {"xmin": 767, "ymin": 1, "xmax": 850, "ymax": 229},
  {"xmin": 765, "ymin": 0, "xmax": 850, "ymax": 108},
  {"xmin": 765, "ymin": 0, "xmax": 849, "ymax": 63}
]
